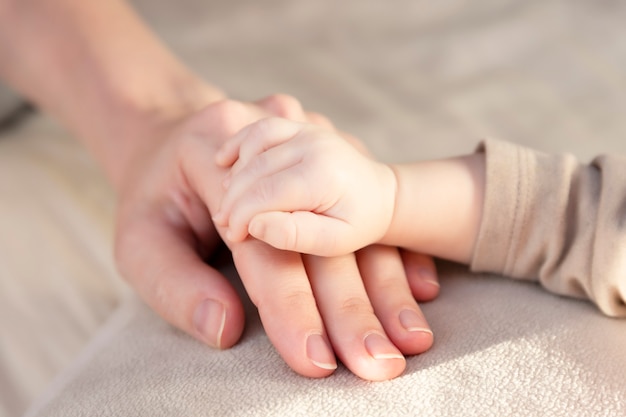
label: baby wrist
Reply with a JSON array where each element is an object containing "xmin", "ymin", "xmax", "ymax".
[{"xmin": 379, "ymin": 163, "xmax": 401, "ymax": 247}]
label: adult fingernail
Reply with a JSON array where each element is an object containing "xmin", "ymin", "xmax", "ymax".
[
  {"xmin": 399, "ymin": 309, "xmax": 432, "ymax": 333},
  {"xmin": 193, "ymin": 299, "xmax": 226, "ymax": 348},
  {"xmin": 364, "ymin": 332, "xmax": 404, "ymax": 360},
  {"xmin": 306, "ymin": 333, "xmax": 337, "ymax": 370},
  {"xmin": 419, "ymin": 267, "xmax": 439, "ymax": 288}
]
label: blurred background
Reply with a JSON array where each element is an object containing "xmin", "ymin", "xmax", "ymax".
[
  {"xmin": 129, "ymin": 0, "xmax": 626, "ymax": 160},
  {"xmin": 2, "ymin": 0, "xmax": 626, "ymax": 415}
]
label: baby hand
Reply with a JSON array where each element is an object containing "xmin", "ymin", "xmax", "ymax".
[{"xmin": 213, "ymin": 117, "xmax": 397, "ymax": 256}]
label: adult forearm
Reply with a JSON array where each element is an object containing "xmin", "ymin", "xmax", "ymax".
[
  {"xmin": 0, "ymin": 0, "xmax": 223, "ymax": 189},
  {"xmin": 383, "ymin": 154, "xmax": 486, "ymax": 264}
]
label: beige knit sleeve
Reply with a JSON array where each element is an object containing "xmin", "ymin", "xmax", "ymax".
[{"xmin": 470, "ymin": 139, "xmax": 626, "ymax": 317}]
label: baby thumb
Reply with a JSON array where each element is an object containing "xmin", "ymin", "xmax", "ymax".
[{"xmin": 248, "ymin": 211, "xmax": 354, "ymax": 256}]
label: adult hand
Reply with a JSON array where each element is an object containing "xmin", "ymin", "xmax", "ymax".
[{"xmin": 114, "ymin": 95, "xmax": 439, "ymax": 381}]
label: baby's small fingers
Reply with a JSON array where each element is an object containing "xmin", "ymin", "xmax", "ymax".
[
  {"xmin": 214, "ymin": 125, "xmax": 247, "ymax": 167},
  {"xmin": 225, "ymin": 169, "xmax": 313, "ymax": 240},
  {"xmin": 249, "ymin": 211, "xmax": 355, "ymax": 256},
  {"xmin": 218, "ymin": 145, "xmax": 302, "ymax": 224},
  {"xmin": 229, "ymin": 117, "xmax": 305, "ymax": 177},
  {"xmin": 215, "ymin": 116, "xmax": 297, "ymax": 167}
]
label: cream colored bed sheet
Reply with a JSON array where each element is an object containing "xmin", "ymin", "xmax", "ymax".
[{"xmin": 2, "ymin": 0, "xmax": 626, "ymax": 416}]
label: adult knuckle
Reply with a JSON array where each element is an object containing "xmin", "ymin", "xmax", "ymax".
[
  {"xmin": 254, "ymin": 286, "xmax": 313, "ymax": 315},
  {"xmin": 265, "ymin": 94, "xmax": 304, "ymax": 119},
  {"xmin": 282, "ymin": 288, "xmax": 315, "ymax": 309},
  {"xmin": 210, "ymin": 99, "xmax": 249, "ymax": 136},
  {"xmin": 212, "ymin": 98, "xmax": 244, "ymax": 114},
  {"xmin": 306, "ymin": 112, "xmax": 333, "ymax": 128},
  {"xmin": 339, "ymin": 296, "xmax": 374, "ymax": 316},
  {"xmin": 268, "ymin": 93, "xmax": 302, "ymax": 112},
  {"xmin": 373, "ymin": 275, "xmax": 403, "ymax": 295}
]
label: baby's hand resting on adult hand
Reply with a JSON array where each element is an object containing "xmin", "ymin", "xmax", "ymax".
[
  {"xmin": 116, "ymin": 97, "xmax": 436, "ymax": 381},
  {"xmin": 214, "ymin": 117, "xmax": 397, "ymax": 256}
]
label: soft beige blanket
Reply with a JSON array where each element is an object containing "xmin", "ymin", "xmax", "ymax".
[
  {"xmin": 2, "ymin": 0, "xmax": 626, "ymax": 415},
  {"xmin": 26, "ymin": 267, "xmax": 626, "ymax": 416}
]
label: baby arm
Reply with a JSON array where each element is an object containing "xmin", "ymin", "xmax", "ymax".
[
  {"xmin": 215, "ymin": 121, "xmax": 626, "ymax": 317},
  {"xmin": 214, "ymin": 117, "xmax": 486, "ymax": 261},
  {"xmin": 381, "ymin": 154, "xmax": 486, "ymax": 264}
]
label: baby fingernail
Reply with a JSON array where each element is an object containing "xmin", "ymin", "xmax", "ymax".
[
  {"xmin": 212, "ymin": 211, "xmax": 224, "ymax": 225},
  {"xmin": 306, "ymin": 333, "xmax": 337, "ymax": 370},
  {"xmin": 364, "ymin": 333, "xmax": 404, "ymax": 361},
  {"xmin": 248, "ymin": 218, "xmax": 265, "ymax": 239},
  {"xmin": 193, "ymin": 299, "xmax": 226, "ymax": 349},
  {"xmin": 399, "ymin": 309, "xmax": 431, "ymax": 333}
]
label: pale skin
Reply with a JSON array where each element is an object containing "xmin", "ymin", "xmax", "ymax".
[
  {"xmin": 215, "ymin": 117, "xmax": 486, "ymax": 263},
  {"xmin": 0, "ymin": 0, "xmax": 441, "ymax": 381}
]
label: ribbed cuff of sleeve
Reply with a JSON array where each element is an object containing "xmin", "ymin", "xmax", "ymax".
[{"xmin": 470, "ymin": 138, "xmax": 537, "ymax": 278}]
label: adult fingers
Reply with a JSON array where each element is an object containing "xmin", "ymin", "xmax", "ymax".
[
  {"xmin": 255, "ymin": 94, "xmax": 334, "ymax": 131},
  {"xmin": 255, "ymin": 93, "xmax": 307, "ymax": 122},
  {"xmin": 185, "ymin": 99, "xmax": 269, "ymax": 152},
  {"xmin": 305, "ymin": 111, "xmax": 336, "ymax": 130},
  {"xmin": 304, "ymin": 253, "xmax": 406, "ymax": 381},
  {"xmin": 401, "ymin": 250, "xmax": 440, "ymax": 302},
  {"xmin": 356, "ymin": 245, "xmax": 434, "ymax": 355},
  {"xmin": 115, "ymin": 210, "xmax": 245, "ymax": 350},
  {"xmin": 230, "ymin": 239, "xmax": 337, "ymax": 377}
]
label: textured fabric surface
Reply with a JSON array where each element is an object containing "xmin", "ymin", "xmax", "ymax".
[
  {"xmin": 0, "ymin": 117, "xmax": 128, "ymax": 417},
  {"xmin": 2, "ymin": 0, "xmax": 626, "ymax": 416},
  {"xmin": 26, "ymin": 267, "xmax": 626, "ymax": 417}
]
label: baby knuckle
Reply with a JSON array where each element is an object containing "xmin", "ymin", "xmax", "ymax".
[
  {"xmin": 281, "ymin": 216, "xmax": 299, "ymax": 251},
  {"xmin": 249, "ymin": 117, "xmax": 281, "ymax": 140},
  {"xmin": 249, "ymin": 153, "xmax": 274, "ymax": 177},
  {"xmin": 251, "ymin": 177, "xmax": 276, "ymax": 203}
]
